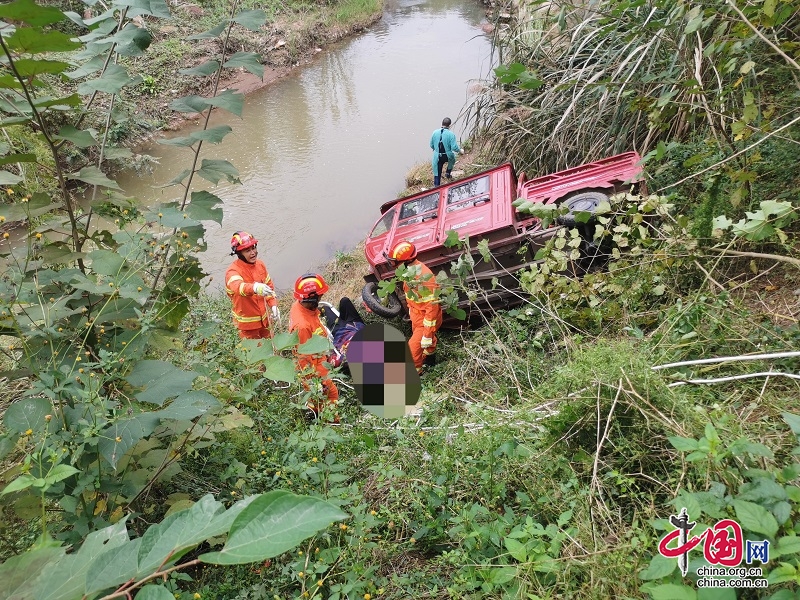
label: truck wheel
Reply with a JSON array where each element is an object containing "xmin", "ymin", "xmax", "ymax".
[
  {"xmin": 361, "ymin": 281, "xmax": 403, "ymax": 319},
  {"xmin": 556, "ymin": 190, "xmax": 610, "ymax": 227}
]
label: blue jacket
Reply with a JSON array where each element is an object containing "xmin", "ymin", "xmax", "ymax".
[{"xmin": 430, "ymin": 127, "xmax": 461, "ymax": 172}]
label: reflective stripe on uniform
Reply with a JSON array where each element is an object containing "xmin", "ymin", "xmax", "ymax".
[
  {"xmin": 422, "ymin": 318, "xmax": 437, "ymax": 327},
  {"xmin": 226, "ymin": 274, "xmax": 244, "ymax": 294},
  {"xmin": 232, "ymin": 310, "xmax": 263, "ymax": 323}
]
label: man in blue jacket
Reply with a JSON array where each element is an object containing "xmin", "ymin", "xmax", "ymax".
[{"xmin": 430, "ymin": 117, "xmax": 463, "ymax": 186}]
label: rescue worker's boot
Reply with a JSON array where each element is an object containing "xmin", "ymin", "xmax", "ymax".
[
  {"xmin": 434, "ymin": 176, "xmax": 440, "ymax": 186},
  {"xmin": 423, "ymin": 353, "xmax": 437, "ymax": 368},
  {"xmin": 445, "ymin": 171, "xmax": 452, "ymax": 180}
]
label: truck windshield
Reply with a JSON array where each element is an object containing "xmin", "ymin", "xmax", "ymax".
[
  {"xmin": 370, "ymin": 207, "xmax": 396, "ymax": 239},
  {"xmin": 400, "ymin": 192, "xmax": 439, "ymax": 219},
  {"xmin": 447, "ymin": 176, "xmax": 490, "ymax": 205}
]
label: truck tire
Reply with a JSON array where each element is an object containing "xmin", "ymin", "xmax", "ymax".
[
  {"xmin": 361, "ymin": 281, "xmax": 403, "ymax": 319},
  {"xmin": 556, "ymin": 190, "xmax": 610, "ymax": 227}
]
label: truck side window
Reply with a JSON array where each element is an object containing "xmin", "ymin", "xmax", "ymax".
[
  {"xmin": 447, "ymin": 176, "xmax": 490, "ymax": 205},
  {"xmin": 370, "ymin": 207, "xmax": 396, "ymax": 239},
  {"xmin": 400, "ymin": 192, "xmax": 439, "ymax": 220}
]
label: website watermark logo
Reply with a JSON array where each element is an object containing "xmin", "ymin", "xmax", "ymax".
[{"xmin": 658, "ymin": 508, "xmax": 769, "ymax": 589}]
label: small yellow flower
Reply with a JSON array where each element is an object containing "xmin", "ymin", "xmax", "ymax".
[
  {"xmin": 231, "ymin": 490, "xmax": 237, "ymax": 496},
  {"xmin": 3, "ymin": 233, "xmax": 9, "ymax": 239},
  {"xmin": 364, "ymin": 594, "xmax": 371, "ymax": 600},
  {"xmin": 185, "ymin": 277, "xmax": 192, "ymax": 282},
  {"xmin": 260, "ymin": 450, "xmax": 266, "ymax": 455},
  {"xmin": 370, "ymin": 510, "xmax": 377, "ymax": 516},
  {"xmin": 267, "ymin": 436, "xmax": 272, "ymax": 442},
  {"xmin": 298, "ymin": 550, "xmax": 303, "ymax": 555},
  {"xmin": 35, "ymin": 232, "xmax": 42, "ymax": 239},
  {"xmin": 44, "ymin": 415, "xmax": 52, "ymax": 422},
  {"xmin": 317, "ymin": 581, "xmax": 323, "ymax": 587},
  {"xmin": 275, "ymin": 470, "xmax": 281, "ymax": 477},
  {"xmin": 6, "ymin": 188, "xmax": 13, "ymax": 195},
  {"xmin": 137, "ymin": 287, "xmax": 142, "ymax": 291},
  {"xmin": 76, "ymin": 356, "xmax": 81, "ymax": 362},
  {"xmin": 79, "ymin": 368, "xmax": 84, "ymax": 373},
  {"xmin": 419, "ymin": 431, "xmax": 425, "ymax": 437},
  {"xmin": 410, "ymin": 537, "xmax": 416, "ymax": 544},
  {"xmin": 311, "ymin": 457, "xmax": 318, "ymax": 463},
  {"xmin": 0, "ymin": 216, "xmax": 5, "ymax": 222},
  {"xmin": 157, "ymin": 213, "xmax": 163, "ymax": 218},
  {"xmin": 115, "ymin": 436, "xmax": 122, "ymax": 442},
  {"xmin": 24, "ymin": 428, "xmax": 33, "ymax": 436},
  {"xmin": 298, "ymin": 571, "xmax": 304, "ymax": 578},
  {"xmin": 339, "ymin": 524, "xmax": 348, "ymax": 531},
  {"xmin": 193, "ymin": 594, "xmax": 201, "ymax": 600}
]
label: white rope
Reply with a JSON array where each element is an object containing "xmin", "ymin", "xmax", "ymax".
[
  {"xmin": 667, "ymin": 371, "xmax": 800, "ymax": 388},
  {"xmin": 652, "ymin": 351, "xmax": 800, "ymax": 371}
]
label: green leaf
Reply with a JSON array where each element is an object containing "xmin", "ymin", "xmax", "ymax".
[
  {"xmin": 639, "ymin": 553, "xmax": 677, "ymax": 580},
  {"xmin": 206, "ymin": 89, "xmax": 244, "ymax": 116},
  {"xmin": 78, "ymin": 64, "xmax": 140, "ymax": 95},
  {"xmin": 157, "ymin": 135, "xmax": 196, "ymax": 148},
  {"xmin": 169, "ymin": 95, "xmax": 210, "ymax": 114},
  {"xmin": 125, "ymin": 360, "xmax": 198, "ymax": 406},
  {"xmin": 223, "ymin": 52, "xmax": 263, "ymax": 78},
  {"xmin": 773, "ymin": 536, "xmax": 800, "ymax": 558},
  {"xmin": 262, "ymin": 356, "xmax": 297, "ymax": 384},
  {"xmin": 0, "ymin": 544, "xmax": 65, "ymax": 600},
  {"xmin": 135, "ymin": 584, "xmax": 175, "ymax": 599},
  {"xmin": 648, "ymin": 583, "xmax": 697, "ymax": 600},
  {"xmin": 13, "ymin": 58, "xmax": 71, "ymax": 77},
  {"xmin": 0, "ymin": 0, "xmax": 65, "ymax": 26},
  {"xmin": 767, "ymin": 563, "xmax": 798, "ymax": 585},
  {"xmin": 272, "ymin": 331, "xmax": 300, "ymax": 352},
  {"xmin": 179, "ymin": 61, "xmax": 220, "ymax": 77},
  {"xmin": 34, "ymin": 521, "xmax": 130, "ymax": 600},
  {"xmin": 67, "ymin": 166, "xmax": 121, "ymax": 189},
  {"xmin": 444, "ymin": 229, "xmax": 462, "ymax": 247},
  {"xmin": 298, "ymin": 335, "xmax": 332, "ymax": 355},
  {"xmin": 88, "ymin": 249, "xmax": 125, "ymax": 276},
  {"xmin": 782, "ymin": 412, "xmax": 800, "ymax": 436},
  {"xmin": 197, "ymin": 159, "xmax": 241, "ymax": 185},
  {"xmin": 84, "ymin": 538, "xmax": 142, "ymax": 596},
  {"xmin": 186, "ymin": 191, "xmax": 224, "ymax": 224},
  {"xmin": 231, "ymin": 9, "xmax": 267, "ymax": 31},
  {"xmin": 668, "ymin": 436, "xmax": 698, "ymax": 452},
  {"xmin": 7, "ymin": 28, "xmax": 80, "ymax": 54},
  {"xmin": 110, "ymin": 23, "xmax": 153, "ymax": 56},
  {"xmin": 0, "ymin": 153, "xmax": 37, "ymax": 166},
  {"xmin": 0, "ymin": 171, "xmax": 23, "ymax": 185},
  {"xmin": 159, "ymin": 391, "xmax": 221, "ymax": 420},
  {"xmin": 4, "ymin": 397, "xmax": 52, "ymax": 433},
  {"xmin": 697, "ymin": 589, "xmax": 736, "ymax": 600},
  {"xmin": 99, "ymin": 413, "xmax": 161, "ymax": 468},
  {"xmin": 44, "ymin": 464, "xmax": 79, "ymax": 485},
  {"xmin": 54, "ymin": 125, "xmax": 98, "ymax": 148},
  {"xmin": 490, "ymin": 566, "xmax": 517, "ymax": 584},
  {"xmin": 114, "ymin": 0, "xmax": 171, "ymax": 18},
  {"xmin": 199, "ymin": 491, "xmax": 348, "ymax": 564},
  {"xmin": 1, "ymin": 474, "xmax": 37, "ymax": 496},
  {"xmin": 732, "ymin": 500, "xmax": 779, "ymax": 538},
  {"xmin": 504, "ymin": 537, "xmax": 527, "ymax": 562},
  {"xmin": 188, "ymin": 21, "xmax": 228, "ymax": 40},
  {"xmin": 190, "ymin": 125, "xmax": 233, "ymax": 144}
]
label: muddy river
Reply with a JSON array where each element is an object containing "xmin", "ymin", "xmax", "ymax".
[{"xmin": 117, "ymin": 0, "xmax": 494, "ymax": 291}]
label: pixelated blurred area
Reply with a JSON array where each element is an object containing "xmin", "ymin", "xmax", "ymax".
[{"xmin": 348, "ymin": 324, "xmax": 422, "ymax": 418}]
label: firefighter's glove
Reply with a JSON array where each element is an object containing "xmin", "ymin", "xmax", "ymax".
[
  {"xmin": 271, "ymin": 305, "xmax": 280, "ymax": 320},
  {"xmin": 459, "ymin": 148, "xmax": 465, "ymax": 155},
  {"xmin": 420, "ymin": 336, "xmax": 433, "ymax": 349},
  {"xmin": 253, "ymin": 283, "xmax": 273, "ymax": 296}
]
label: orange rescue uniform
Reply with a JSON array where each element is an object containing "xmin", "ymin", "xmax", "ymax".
[
  {"xmin": 289, "ymin": 301, "xmax": 339, "ymax": 412},
  {"xmin": 402, "ymin": 259, "xmax": 443, "ymax": 370},
  {"xmin": 225, "ymin": 259, "xmax": 277, "ymax": 339}
]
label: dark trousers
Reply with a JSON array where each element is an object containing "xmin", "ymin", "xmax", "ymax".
[
  {"xmin": 323, "ymin": 297, "xmax": 364, "ymax": 335},
  {"xmin": 435, "ymin": 153, "xmax": 450, "ymax": 186}
]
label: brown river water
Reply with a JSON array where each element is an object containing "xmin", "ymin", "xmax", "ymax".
[{"xmin": 116, "ymin": 0, "xmax": 494, "ymax": 292}]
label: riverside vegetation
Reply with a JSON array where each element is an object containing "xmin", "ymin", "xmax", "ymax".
[{"xmin": 0, "ymin": 0, "xmax": 799, "ymax": 599}]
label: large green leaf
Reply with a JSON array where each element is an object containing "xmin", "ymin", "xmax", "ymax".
[
  {"xmin": 78, "ymin": 64, "xmax": 140, "ymax": 95},
  {"xmin": 135, "ymin": 585, "xmax": 175, "ymax": 599},
  {"xmin": 298, "ymin": 335, "xmax": 333, "ymax": 355},
  {"xmin": 67, "ymin": 166, "xmax": 121, "ymax": 189},
  {"xmin": 0, "ymin": 171, "xmax": 23, "ymax": 185},
  {"xmin": 84, "ymin": 537, "xmax": 142, "ymax": 596},
  {"xmin": 648, "ymin": 584, "xmax": 697, "ymax": 600},
  {"xmin": 186, "ymin": 191, "xmax": 224, "ymax": 224},
  {"xmin": 732, "ymin": 500, "xmax": 779, "ymax": 538},
  {"xmin": 190, "ymin": 125, "xmax": 233, "ymax": 144},
  {"xmin": 199, "ymin": 491, "xmax": 348, "ymax": 564},
  {"xmin": 231, "ymin": 9, "xmax": 267, "ymax": 31},
  {"xmin": 159, "ymin": 391, "xmax": 221, "ymax": 420},
  {"xmin": 223, "ymin": 52, "xmax": 263, "ymax": 78},
  {"xmin": 98, "ymin": 413, "xmax": 161, "ymax": 469},
  {"xmin": 110, "ymin": 23, "xmax": 153, "ymax": 56},
  {"xmin": 0, "ymin": 544, "xmax": 65, "ymax": 599},
  {"xmin": 34, "ymin": 520, "xmax": 130, "ymax": 600},
  {"xmin": 4, "ymin": 397, "xmax": 52, "ymax": 433},
  {"xmin": 206, "ymin": 89, "xmax": 244, "ymax": 116},
  {"xmin": 88, "ymin": 249, "xmax": 125, "ymax": 275},
  {"xmin": 272, "ymin": 331, "xmax": 300, "ymax": 351},
  {"xmin": 169, "ymin": 95, "xmax": 210, "ymax": 114},
  {"xmin": 157, "ymin": 135, "xmax": 196, "ymax": 148},
  {"xmin": 262, "ymin": 355, "xmax": 297, "ymax": 384},
  {"xmin": 782, "ymin": 412, "xmax": 800, "ymax": 437},
  {"xmin": 197, "ymin": 159, "xmax": 240, "ymax": 184},
  {"xmin": 0, "ymin": 152, "xmax": 37, "ymax": 166},
  {"xmin": 13, "ymin": 58, "xmax": 71, "ymax": 77},
  {"xmin": 125, "ymin": 360, "xmax": 198, "ymax": 406},
  {"xmin": 137, "ymin": 495, "xmax": 226, "ymax": 575},
  {"xmin": 0, "ymin": 0, "xmax": 65, "ymax": 26},
  {"xmin": 7, "ymin": 28, "xmax": 80, "ymax": 54},
  {"xmin": 54, "ymin": 125, "xmax": 98, "ymax": 148},
  {"xmin": 179, "ymin": 61, "xmax": 220, "ymax": 77}
]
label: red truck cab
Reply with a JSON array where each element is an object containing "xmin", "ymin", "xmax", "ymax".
[{"xmin": 362, "ymin": 152, "xmax": 644, "ymax": 325}]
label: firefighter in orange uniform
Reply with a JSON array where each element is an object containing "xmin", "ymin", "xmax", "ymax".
[
  {"xmin": 386, "ymin": 240, "xmax": 442, "ymax": 373},
  {"xmin": 225, "ymin": 231, "xmax": 279, "ymax": 339},
  {"xmin": 289, "ymin": 273, "xmax": 339, "ymax": 419}
]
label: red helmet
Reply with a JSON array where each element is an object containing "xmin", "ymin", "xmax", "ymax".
[
  {"xmin": 294, "ymin": 273, "xmax": 329, "ymax": 300},
  {"xmin": 387, "ymin": 240, "xmax": 417, "ymax": 263},
  {"xmin": 230, "ymin": 231, "xmax": 258, "ymax": 254}
]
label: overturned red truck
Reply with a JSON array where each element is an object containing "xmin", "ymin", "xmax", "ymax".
[{"xmin": 362, "ymin": 152, "xmax": 645, "ymax": 327}]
